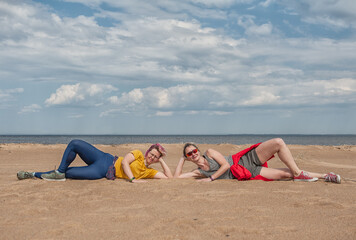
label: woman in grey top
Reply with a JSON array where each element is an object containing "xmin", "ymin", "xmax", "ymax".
[{"xmin": 174, "ymin": 138, "xmax": 341, "ymax": 183}]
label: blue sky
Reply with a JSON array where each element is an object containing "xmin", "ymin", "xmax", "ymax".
[{"xmin": 0, "ymin": 0, "xmax": 355, "ymax": 135}]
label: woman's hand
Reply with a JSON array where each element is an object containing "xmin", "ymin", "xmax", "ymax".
[
  {"xmin": 173, "ymin": 156, "xmax": 186, "ymax": 178},
  {"xmin": 174, "ymin": 156, "xmax": 203, "ymax": 179},
  {"xmin": 131, "ymin": 179, "xmax": 147, "ymax": 183},
  {"xmin": 205, "ymin": 149, "xmax": 230, "ymax": 180},
  {"xmin": 197, "ymin": 178, "xmax": 213, "ymax": 182},
  {"xmin": 177, "ymin": 156, "xmax": 186, "ymax": 163},
  {"xmin": 159, "ymin": 158, "xmax": 173, "ymax": 178}
]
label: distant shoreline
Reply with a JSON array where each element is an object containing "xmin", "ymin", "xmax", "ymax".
[{"xmin": 1, "ymin": 134, "xmax": 356, "ymax": 146}]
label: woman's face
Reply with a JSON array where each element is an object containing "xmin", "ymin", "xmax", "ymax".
[
  {"xmin": 145, "ymin": 148, "xmax": 161, "ymax": 165},
  {"xmin": 185, "ymin": 145, "xmax": 200, "ymax": 163}
]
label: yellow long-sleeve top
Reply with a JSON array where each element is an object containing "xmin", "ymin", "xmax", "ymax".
[{"xmin": 114, "ymin": 150, "xmax": 158, "ymax": 179}]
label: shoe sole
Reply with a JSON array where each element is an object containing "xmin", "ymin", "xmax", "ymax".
[
  {"xmin": 336, "ymin": 175, "xmax": 341, "ymax": 184},
  {"xmin": 17, "ymin": 177, "xmax": 35, "ymax": 180},
  {"xmin": 42, "ymin": 177, "xmax": 66, "ymax": 182},
  {"xmin": 294, "ymin": 177, "xmax": 318, "ymax": 182},
  {"xmin": 17, "ymin": 173, "xmax": 35, "ymax": 180}
]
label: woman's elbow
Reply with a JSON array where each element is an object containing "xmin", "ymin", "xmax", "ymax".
[
  {"xmin": 155, "ymin": 172, "xmax": 173, "ymax": 179},
  {"xmin": 165, "ymin": 174, "xmax": 173, "ymax": 179},
  {"xmin": 224, "ymin": 164, "xmax": 231, "ymax": 171}
]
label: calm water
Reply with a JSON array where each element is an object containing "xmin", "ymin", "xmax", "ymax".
[{"xmin": 1, "ymin": 135, "xmax": 356, "ymax": 145}]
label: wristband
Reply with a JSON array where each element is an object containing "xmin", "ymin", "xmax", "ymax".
[
  {"xmin": 209, "ymin": 176, "xmax": 214, "ymax": 181},
  {"xmin": 129, "ymin": 177, "xmax": 135, "ymax": 182}
]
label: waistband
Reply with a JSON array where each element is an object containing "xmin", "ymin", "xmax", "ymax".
[{"xmin": 106, "ymin": 156, "xmax": 118, "ymax": 180}]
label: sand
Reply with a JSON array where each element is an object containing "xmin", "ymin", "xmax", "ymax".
[{"xmin": 0, "ymin": 143, "xmax": 355, "ymax": 240}]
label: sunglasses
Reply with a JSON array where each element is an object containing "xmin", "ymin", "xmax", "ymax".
[{"xmin": 186, "ymin": 148, "xmax": 198, "ymax": 157}]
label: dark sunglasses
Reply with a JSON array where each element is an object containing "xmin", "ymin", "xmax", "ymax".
[{"xmin": 186, "ymin": 148, "xmax": 198, "ymax": 157}]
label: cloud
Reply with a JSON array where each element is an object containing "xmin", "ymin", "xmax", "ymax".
[
  {"xmin": 68, "ymin": 114, "xmax": 84, "ymax": 119},
  {"xmin": 107, "ymin": 85, "xmax": 213, "ymax": 112},
  {"xmin": 104, "ymin": 76, "xmax": 356, "ymax": 116},
  {"xmin": 0, "ymin": 88, "xmax": 24, "ymax": 107},
  {"xmin": 260, "ymin": 0, "xmax": 275, "ymax": 7},
  {"xmin": 1, "ymin": 0, "xmax": 354, "ymax": 91},
  {"xmin": 304, "ymin": 78, "xmax": 356, "ymax": 104},
  {"xmin": 208, "ymin": 111, "xmax": 232, "ymax": 115},
  {"xmin": 0, "ymin": 0, "xmax": 355, "ymax": 132},
  {"xmin": 45, "ymin": 84, "xmax": 82, "ymax": 105},
  {"xmin": 242, "ymin": 88, "xmax": 281, "ymax": 106},
  {"xmin": 156, "ymin": 111, "xmax": 173, "ymax": 116},
  {"xmin": 190, "ymin": 0, "xmax": 254, "ymax": 8},
  {"xmin": 0, "ymin": 88, "xmax": 24, "ymax": 97},
  {"xmin": 238, "ymin": 15, "xmax": 273, "ymax": 35},
  {"xmin": 104, "ymin": 85, "xmax": 250, "ymax": 113},
  {"xmin": 87, "ymin": 84, "xmax": 118, "ymax": 96},
  {"xmin": 18, "ymin": 104, "xmax": 41, "ymax": 114},
  {"xmin": 45, "ymin": 83, "xmax": 117, "ymax": 106},
  {"xmin": 278, "ymin": 0, "xmax": 356, "ymax": 29}
]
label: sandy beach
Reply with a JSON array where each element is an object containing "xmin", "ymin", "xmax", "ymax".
[{"xmin": 1, "ymin": 143, "xmax": 355, "ymax": 240}]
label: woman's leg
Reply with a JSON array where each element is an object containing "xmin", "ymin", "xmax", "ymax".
[
  {"xmin": 34, "ymin": 139, "xmax": 111, "ymax": 179},
  {"xmin": 255, "ymin": 138, "xmax": 301, "ymax": 176},
  {"xmin": 259, "ymin": 167, "xmax": 293, "ymax": 180},
  {"xmin": 57, "ymin": 139, "xmax": 107, "ymax": 173},
  {"xmin": 256, "ymin": 138, "xmax": 326, "ymax": 179},
  {"xmin": 64, "ymin": 153, "xmax": 114, "ymax": 180}
]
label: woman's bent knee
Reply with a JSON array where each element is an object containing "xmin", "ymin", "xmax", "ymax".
[
  {"xmin": 68, "ymin": 139, "xmax": 84, "ymax": 147},
  {"xmin": 273, "ymin": 138, "xmax": 286, "ymax": 148}
]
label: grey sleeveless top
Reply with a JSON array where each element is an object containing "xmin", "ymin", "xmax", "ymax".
[{"xmin": 198, "ymin": 154, "xmax": 235, "ymax": 179}]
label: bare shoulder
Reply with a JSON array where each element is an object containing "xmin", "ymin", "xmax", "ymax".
[{"xmin": 205, "ymin": 148, "xmax": 221, "ymax": 157}]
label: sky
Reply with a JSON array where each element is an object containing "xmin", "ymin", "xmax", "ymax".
[{"xmin": 0, "ymin": 0, "xmax": 355, "ymax": 135}]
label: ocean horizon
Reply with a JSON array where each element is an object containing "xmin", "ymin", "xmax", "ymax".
[{"xmin": 1, "ymin": 134, "xmax": 356, "ymax": 146}]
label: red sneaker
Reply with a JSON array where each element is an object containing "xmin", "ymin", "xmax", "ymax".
[
  {"xmin": 325, "ymin": 172, "xmax": 341, "ymax": 184},
  {"xmin": 294, "ymin": 171, "xmax": 318, "ymax": 182}
]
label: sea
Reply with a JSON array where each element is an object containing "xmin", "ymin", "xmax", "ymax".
[{"xmin": 1, "ymin": 134, "xmax": 356, "ymax": 146}]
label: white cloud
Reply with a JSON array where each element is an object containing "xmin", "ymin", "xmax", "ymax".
[
  {"xmin": 279, "ymin": 0, "xmax": 356, "ymax": 29},
  {"xmin": 324, "ymin": 78, "xmax": 356, "ymax": 93},
  {"xmin": 87, "ymin": 84, "xmax": 117, "ymax": 96},
  {"xmin": 106, "ymin": 84, "xmax": 274, "ymax": 114},
  {"xmin": 45, "ymin": 83, "xmax": 117, "ymax": 106},
  {"xmin": 303, "ymin": 16, "xmax": 349, "ymax": 29},
  {"xmin": 248, "ymin": 23, "xmax": 273, "ymax": 35},
  {"xmin": 0, "ymin": 88, "xmax": 24, "ymax": 104},
  {"xmin": 156, "ymin": 111, "xmax": 173, "ymax": 116},
  {"xmin": 185, "ymin": 110, "xmax": 199, "ymax": 115},
  {"xmin": 18, "ymin": 104, "xmax": 41, "ymax": 114},
  {"xmin": 190, "ymin": 0, "xmax": 252, "ymax": 8},
  {"xmin": 45, "ymin": 84, "xmax": 82, "ymax": 105},
  {"xmin": 242, "ymin": 90, "xmax": 281, "ymax": 106},
  {"xmin": 305, "ymin": 78, "xmax": 356, "ymax": 103},
  {"xmin": 109, "ymin": 88, "xmax": 143, "ymax": 107},
  {"xmin": 104, "ymin": 77, "xmax": 356, "ymax": 116},
  {"xmin": 0, "ymin": 0, "xmax": 355, "ymax": 134},
  {"xmin": 6, "ymin": 88, "xmax": 24, "ymax": 93},
  {"xmin": 0, "ymin": 88, "xmax": 24, "ymax": 98},
  {"xmin": 1, "ymin": 0, "xmax": 354, "ymax": 92},
  {"xmin": 237, "ymin": 15, "xmax": 273, "ymax": 35},
  {"xmin": 260, "ymin": 0, "xmax": 275, "ymax": 7},
  {"xmin": 208, "ymin": 111, "xmax": 232, "ymax": 115},
  {"xmin": 68, "ymin": 114, "xmax": 84, "ymax": 119}
]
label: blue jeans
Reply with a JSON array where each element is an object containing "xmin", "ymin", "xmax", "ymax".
[{"xmin": 35, "ymin": 139, "xmax": 115, "ymax": 180}]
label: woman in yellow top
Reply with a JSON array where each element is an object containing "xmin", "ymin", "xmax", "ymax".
[{"xmin": 17, "ymin": 139, "xmax": 172, "ymax": 182}]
